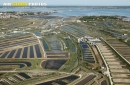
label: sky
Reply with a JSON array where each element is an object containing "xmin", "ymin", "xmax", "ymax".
[{"xmin": 0, "ymin": 0, "xmax": 130, "ymax": 6}]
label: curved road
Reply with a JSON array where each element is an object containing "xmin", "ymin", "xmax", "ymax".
[{"xmin": 96, "ymin": 44, "xmax": 113, "ymax": 85}]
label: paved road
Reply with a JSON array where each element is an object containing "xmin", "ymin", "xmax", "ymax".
[{"xmin": 0, "ymin": 69, "xmax": 81, "ymax": 78}]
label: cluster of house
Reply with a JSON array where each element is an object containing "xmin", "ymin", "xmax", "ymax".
[
  {"xmin": 78, "ymin": 35, "xmax": 101, "ymax": 45},
  {"xmin": 0, "ymin": 13, "xmax": 20, "ymax": 19}
]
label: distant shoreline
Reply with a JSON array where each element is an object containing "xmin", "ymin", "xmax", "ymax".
[
  {"xmin": 0, "ymin": 11, "xmax": 129, "ymax": 20},
  {"xmin": 0, "ymin": 7, "xmax": 130, "ymax": 20},
  {"xmin": 0, "ymin": 6, "xmax": 130, "ymax": 9}
]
